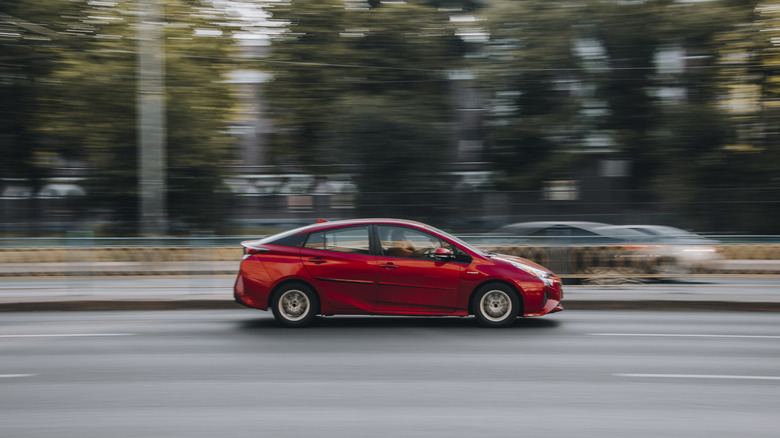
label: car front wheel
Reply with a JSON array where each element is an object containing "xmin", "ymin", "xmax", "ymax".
[
  {"xmin": 271, "ymin": 283, "xmax": 319, "ymax": 327},
  {"xmin": 473, "ymin": 283, "xmax": 520, "ymax": 328}
]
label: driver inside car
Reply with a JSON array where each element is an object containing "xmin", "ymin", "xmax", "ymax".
[{"xmin": 385, "ymin": 229, "xmax": 435, "ymax": 258}]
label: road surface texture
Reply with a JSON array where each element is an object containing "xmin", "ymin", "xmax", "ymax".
[{"xmin": 1, "ymin": 309, "xmax": 778, "ymax": 438}]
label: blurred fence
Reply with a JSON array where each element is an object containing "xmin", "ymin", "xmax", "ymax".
[
  {"xmin": 4, "ymin": 186, "xmax": 780, "ymax": 235},
  {"xmin": 1, "ymin": 235, "xmax": 779, "ymax": 279},
  {"xmin": 0, "ymin": 235, "xmax": 245, "ymax": 277}
]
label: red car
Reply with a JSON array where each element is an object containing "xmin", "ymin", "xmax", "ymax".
[{"xmin": 234, "ymin": 219, "xmax": 563, "ymax": 327}]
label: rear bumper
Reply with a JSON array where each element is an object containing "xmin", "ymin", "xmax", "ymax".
[
  {"xmin": 233, "ymin": 273, "xmax": 257, "ymax": 309},
  {"xmin": 234, "ymin": 290, "xmax": 252, "ymax": 308}
]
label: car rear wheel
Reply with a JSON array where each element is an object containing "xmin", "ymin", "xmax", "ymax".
[
  {"xmin": 271, "ymin": 283, "xmax": 319, "ymax": 327},
  {"xmin": 473, "ymin": 283, "xmax": 520, "ymax": 328}
]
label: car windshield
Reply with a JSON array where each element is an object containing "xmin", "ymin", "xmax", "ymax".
[
  {"xmin": 426, "ymin": 225, "xmax": 488, "ymax": 256},
  {"xmin": 634, "ymin": 226, "xmax": 699, "ymax": 238},
  {"xmin": 591, "ymin": 226, "xmax": 651, "ymax": 239}
]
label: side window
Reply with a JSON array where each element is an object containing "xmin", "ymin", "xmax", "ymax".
[
  {"xmin": 304, "ymin": 226, "xmax": 370, "ymax": 255},
  {"xmin": 267, "ymin": 233, "xmax": 307, "ymax": 248},
  {"xmin": 569, "ymin": 228, "xmax": 598, "ymax": 237},
  {"xmin": 378, "ymin": 226, "xmax": 450, "ymax": 259},
  {"xmin": 540, "ymin": 226, "xmax": 571, "ymax": 237}
]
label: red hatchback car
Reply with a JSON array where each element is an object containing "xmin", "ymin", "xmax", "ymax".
[{"xmin": 234, "ymin": 219, "xmax": 563, "ymax": 327}]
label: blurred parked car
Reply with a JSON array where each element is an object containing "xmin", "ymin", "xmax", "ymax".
[
  {"xmin": 486, "ymin": 221, "xmax": 721, "ymax": 276},
  {"xmin": 486, "ymin": 221, "xmax": 653, "ymax": 245},
  {"xmin": 606, "ymin": 225, "xmax": 722, "ymax": 273},
  {"xmin": 482, "ymin": 221, "xmax": 660, "ymax": 282},
  {"xmin": 234, "ymin": 218, "xmax": 563, "ymax": 328}
]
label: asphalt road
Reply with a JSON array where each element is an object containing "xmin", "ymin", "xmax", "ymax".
[{"xmin": 2, "ymin": 309, "xmax": 779, "ymax": 438}]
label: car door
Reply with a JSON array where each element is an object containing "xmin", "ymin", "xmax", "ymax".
[
  {"xmin": 375, "ymin": 225, "xmax": 461, "ymax": 313},
  {"xmin": 300, "ymin": 225, "xmax": 377, "ymax": 311}
]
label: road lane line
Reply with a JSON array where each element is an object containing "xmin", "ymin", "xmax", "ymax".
[
  {"xmin": 0, "ymin": 374, "xmax": 35, "ymax": 378},
  {"xmin": 0, "ymin": 333, "xmax": 135, "ymax": 338},
  {"xmin": 615, "ymin": 373, "xmax": 780, "ymax": 381},
  {"xmin": 590, "ymin": 333, "xmax": 780, "ymax": 339}
]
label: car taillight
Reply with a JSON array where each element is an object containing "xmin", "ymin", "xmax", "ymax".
[{"xmin": 242, "ymin": 248, "xmax": 269, "ymax": 260}]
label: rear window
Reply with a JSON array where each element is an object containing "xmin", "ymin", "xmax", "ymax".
[
  {"xmin": 304, "ymin": 226, "xmax": 371, "ymax": 255},
  {"xmin": 266, "ymin": 233, "xmax": 307, "ymax": 248}
]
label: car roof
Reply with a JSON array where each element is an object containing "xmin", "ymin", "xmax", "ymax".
[
  {"xmin": 284, "ymin": 218, "xmax": 433, "ymax": 235},
  {"xmin": 491, "ymin": 221, "xmax": 612, "ymax": 234},
  {"xmin": 611, "ymin": 225, "xmax": 713, "ymax": 241},
  {"xmin": 616, "ymin": 225, "xmax": 691, "ymax": 234},
  {"xmin": 311, "ymin": 218, "xmax": 428, "ymax": 229},
  {"xmin": 246, "ymin": 218, "xmax": 436, "ymax": 247}
]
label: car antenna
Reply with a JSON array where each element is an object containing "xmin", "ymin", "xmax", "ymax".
[{"xmin": 316, "ymin": 218, "xmax": 329, "ymax": 223}]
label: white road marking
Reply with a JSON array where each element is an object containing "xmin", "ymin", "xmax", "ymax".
[
  {"xmin": 590, "ymin": 333, "xmax": 780, "ymax": 339},
  {"xmin": 0, "ymin": 374, "xmax": 35, "ymax": 378},
  {"xmin": 0, "ymin": 333, "xmax": 135, "ymax": 338},
  {"xmin": 615, "ymin": 373, "xmax": 780, "ymax": 381}
]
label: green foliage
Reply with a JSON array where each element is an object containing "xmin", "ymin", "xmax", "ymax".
[
  {"xmin": 480, "ymin": 0, "xmax": 587, "ymax": 189},
  {"xmin": 331, "ymin": 95, "xmax": 450, "ymax": 191},
  {"xmin": 0, "ymin": 0, "xmax": 82, "ymax": 181},
  {"xmin": 30, "ymin": 0, "xmax": 237, "ymax": 232},
  {"xmin": 481, "ymin": 0, "xmax": 757, "ymax": 190},
  {"xmin": 262, "ymin": 0, "xmax": 350, "ymax": 168},
  {"xmin": 6, "ymin": 0, "xmax": 780, "ymax": 234},
  {"xmin": 263, "ymin": 0, "xmax": 464, "ymax": 201}
]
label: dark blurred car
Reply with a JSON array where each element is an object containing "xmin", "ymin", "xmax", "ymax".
[
  {"xmin": 486, "ymin": 221, "xmax": 721, "ymax": 276},
  {"xmin": 234, "ymin": 218, "xmax": 563, "ymax": 328},
  {"xmin": 606, "ymin": 225, "xmax": 722, "ymax": 272},
  {"xmin": 486, "ymin": 221, "xmax": 653, "ymax": 245}
]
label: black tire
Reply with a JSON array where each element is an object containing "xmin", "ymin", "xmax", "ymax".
[
  {"xmin": 271, "ymin": 283, "xmax": 319, "ymax": 328},
  {"xmin": 473, "ymin": 283, "xmax": 520, "ymax": 328}
]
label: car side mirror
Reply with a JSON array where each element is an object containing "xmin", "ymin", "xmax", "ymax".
[{"xmin": 433, "ymin": 247, "xmax": 455, "ymax": 260}]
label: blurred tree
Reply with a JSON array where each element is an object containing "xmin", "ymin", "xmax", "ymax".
[
  {"xmin": 34, "ymin": 0, "xmax": 237, "ymax": 233},
  {"xmin": 0, "ymin": 1, "xmax": 84, "ymax": 183},
  {"xmin": 692, "ymin": 1, "xmax": 780, "ymax": 233},
  {"xmin": 263, "ymin": 0, "xmax": 468, "ymax": 218},
  {"xmin": 330, "ymin": 95, "xmax": 451, "ymax": 218},
  {"xmin": 262, "ymin": 0, "xmax": 351, "ymax": 170},
  {"xmin": 480, "ymin": 0, "xmax": 589, "ymax": 190},
  {"xmin": 480, "ymin": 0, "xmax": 765, "ymax": 228},
  {"xmin": 333, "ymin": 0, "xmax": 465, "ymax": 203},
  {"xmin": 592, "ymin": 0, "xmax": 754, "ymax": 194}
]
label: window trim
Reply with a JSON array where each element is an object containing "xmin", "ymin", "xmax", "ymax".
[
  {"xmin": 302, "ymin": 224, "xmax": 372, "ymax": 255},
  {"xmin": 375, "ymin": 224, "xmax": 462, "ymax": 261}
]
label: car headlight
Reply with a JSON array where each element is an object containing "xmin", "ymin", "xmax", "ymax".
[{"xmin": 509, "ymin": 261, "xmax": 555, "ymax": 287}]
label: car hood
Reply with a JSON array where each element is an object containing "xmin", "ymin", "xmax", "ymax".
[{"xmin": 492, "ymin": 254, "xmax": 555, "ymax": 275}]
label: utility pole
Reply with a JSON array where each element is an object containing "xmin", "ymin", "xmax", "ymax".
[{"xmin": 137, "ymin": 0, "xmax": 167, "ymax": 235}]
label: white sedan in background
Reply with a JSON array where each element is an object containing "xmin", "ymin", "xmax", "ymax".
[{"xmin": 607, "ymin": 225, "xmax": 722, "ymax": 273}]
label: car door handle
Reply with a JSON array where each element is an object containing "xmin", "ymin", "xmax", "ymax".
[
  {"xmin": 379, "ymin": 263, "xmax": 398, "ymax": 269},
  {"xmin": 307, "ymin": 257, "xmax": 327, "ymax": 264}
]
